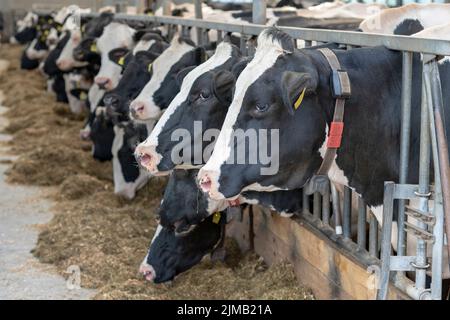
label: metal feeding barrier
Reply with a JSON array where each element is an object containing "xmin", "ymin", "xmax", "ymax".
[{"xmin": 78, "ymin": 0, "xmax": 450, "ymax": 300}]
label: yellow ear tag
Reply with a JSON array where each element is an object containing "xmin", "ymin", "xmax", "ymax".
[
  {"xmin": 118, "ymin": 56, "xmax": 125, "ymax": 66},
  {"xmin": 147, "ymin": 12, "xmax": 154, "ymax": 16},
  {"xmin": 294, "ymin": 87, "xmax": 307, "ymax": 110},
  {"xmin": 80, "ymin": 91, "xmax": 87, "ymax": 101},
  {"xmin": 147, "ymin": 63, "xmax": 152, "ymax": 73},
  {"xmin": 212, "ymin": 212, "xmax": 221, "ymax": 224},
  {"xmin": 44, "ymin": 30, "xmax": 49, "ymax": 35},
  {"xmin": 90, "ymin": 43, "xmax": 97, "ymax": 53}
]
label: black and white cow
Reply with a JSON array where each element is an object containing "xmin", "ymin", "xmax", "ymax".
[
  {"xmin": 10, "ymin": 11, "xmax": 38, "ymax": 44},
  {"xmin": 129, "ymin": 35, "xmax": 208, "ymax": 131},
  {"xmin": 197, "ymin": 27, "xmax": 450, "ymax": 246},
  {"xmin": 139, "ymin": 167, "xmax": 304, "ymax": 283},
  {"xmin": 134, "ymin": 40, "xmax": 246, "ymax": 175},
  {"xmin": 359, "ymin": 3, "xmax": 450, "ymax": 35}
]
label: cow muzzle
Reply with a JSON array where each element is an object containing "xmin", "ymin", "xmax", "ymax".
[
  {"xmin": 198, "ymin": 169, "xmax": 225, "ymax": 200},
  {"xmin": 135, "ymin": 143, "xmax": 160, "ymax": 174},
  {"xmin": 95, "ymin": 76, "xmax": 112, "ymax": 91},
  {"xmin": 139, "ymin": 262, "xmax": 156, "ymax": 282}
]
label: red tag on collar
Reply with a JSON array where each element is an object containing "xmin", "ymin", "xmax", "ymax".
[{"xmin": 327, "ymin": 121, "xmax": 344, "ymax": 148}]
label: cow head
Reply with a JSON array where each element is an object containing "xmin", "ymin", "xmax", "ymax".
[
  {"xmin": 198, "ymin": 28, "xmax": 329, "ymax": 200},
  {"xmin": 112, "ymin": 122, "xmax": 149, "ymax": 199},
  {"xmin": 72, "ymin": 36, "xmax": 101, "ymax": 65},
  {"xmin": 134, "ymin": 41, "xmax": 247, "ymax": 175},
  {"xmin": 139, "ymin": 214, "xmax": 224, "ymax": 283},
  {"xmin": 56, "ymin": 29, "xmax": 90, "ymax": 71},
  {"xmin": 129, "ymin": 35, "xmax": 207, "ymax": 124},
  {"xmin": 93, "ymin": 22, "xmax": 136, "ymax": 91}
]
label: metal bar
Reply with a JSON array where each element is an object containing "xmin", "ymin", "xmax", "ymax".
[
  {"xmin": 331, "ymin": 183, "xmax": 342, "ymax": 235},
  {"xmin": 240, "ymin": 35, "xmax": 247, "ymax": 56},
  {"xmin": 313, "ymin": 193, "xmax": 321, "ymax": 220},
  {"xmin": 357, "ymin": 197, "xmax": 367, "ymax": 250},
  {"xmin": 194, "ymin": 0, "xmax": 203, "ymax": 45},
  {"xmin": 415, "ymin": 72, "xmax": 432, "ymax": 291},
  {"xmin": 377, "ymin": 182, "xmax": 396, "ymax": 300},
  {"xmin": 322, "ymin": 186, "xmax": 331, "ymax": 226},
  {"xmin": 252, "ymin": 0, "xmax": 267, "ymax": 25},
  {"xmin": 423, "ymin": 62, "xmax": 445, "ymax": 300},
  {"xmin": 216, "ymin": 30, "xmax": 222, "ymax": 43},
  {"xmin": 369, "ymin": 212, "xmax": 379, "ymax": 257},
  {"xmin": 429, "ymin": 60, "xmax": 450, "ymax": 266},
  {"xmin": 397, "ymin": 52, "xmax": 413, "ymax": 260},
  {"xmin": 343, "ymin": 187, "xmax": 352, "ymax": 238},
  {"xmin": 81, "ymin": 13, "xmax": 450, "ymax": 56},
  {"xmin": 302, "ymin": 189, "xmax": 310, "ymax": 216}
]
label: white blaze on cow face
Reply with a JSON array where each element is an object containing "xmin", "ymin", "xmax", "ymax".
[
  {"xmin": 198, "ymin": 30, "xmax": 285, "ymax": 200},
  {"xmin": 94, "ymin": 23, "xmax": 136, "ymax": 91},
  {"xmin": 132, "ymin": 39, "xmax": 156, "ymax": 55},
  {"xmin": 135, "ymin": 42, "xmax": 234, "ymax": 174},
  {"xmin": 129, "ymin": 36, "xmax": 195, "ymax": 123},
  {"xmin": 56, "ymin": 30, "xmax": 88, "ymax": 71}
]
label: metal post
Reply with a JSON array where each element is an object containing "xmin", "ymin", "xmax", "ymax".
[
  {"xmin": 252, "ymin": 0, "xmax": 266, "ymax": 25},
  {"xmin": 397, "ymin": 52, "xmax": 413, "ymax": 260},
  {"xmin": 322, "ymin": 186, "xmax": 331, "ymax": 226},
  {"xmin": 424, "ymin": 61, "xmax": 445, "ymax": 299},
  {"xmin": 415, "ymin": 73, "xmax": 432, "ymax": 291},
  {"xmin": 302, "ymin": 189, "xmax": 310, "ymax": 215},
  {"xmin": 216, "ymin": 30, "xmax": 222, "ymax": 43},
  {"xmin": 369, "ymin": 212, "xmax": 379, "ymax": 257},
  {"xmin": 162, "ymin": 0, "xmax": 172, "ymax": 15},
  {"xmin": 331, "ymin": 183, "xmax": 342, "ymax": 235},
  {"xmin": 194, "ymin": 0, "xmax": 203, "ymax": 45},
  {"xmin": 240, "ymin": 35, "xmax": 247, "ymax": 56},
  {"xmin": 357, "ymin": 197, "xmax": 367, "ymax": 250},
  {"xmin": 313, "ymin": 193, "xmax": 321, "ymax": 220},
  {"xmin": 343, "ymin": 187, "xmax": 352, "ymax": 238}
]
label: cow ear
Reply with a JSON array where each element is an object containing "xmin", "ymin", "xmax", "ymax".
[
  {"xmin": 108, "ymin": 47, "xmax": 130, "ymax": 67},
  {"xmin": 231, "ymin": 57, "xmax": 251, "ymax": 78},
  {"xmin": 176, "ymin": 66, "xmax": 196, "ymax": 88},
  {"xmin": 212, "ymin": 70, "xmax": 235, "ymax": 106},
  {"xmin": 280, "ymin": 71, "xmax": 317, "ymax": 115}
]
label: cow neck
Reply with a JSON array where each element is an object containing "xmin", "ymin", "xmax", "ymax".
[{"xmin": 315, "ymin": 48, "xmax": 351, "ymax": 176}]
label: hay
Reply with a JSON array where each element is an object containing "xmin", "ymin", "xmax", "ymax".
[{"xmin": 0, "ymin": 44, "xmax": 314, "ymax": 300}]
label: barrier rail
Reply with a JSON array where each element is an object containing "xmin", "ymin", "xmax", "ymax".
[{"xmin": 77, "ymin": 8, "xmax": 450, "ymax": 300}]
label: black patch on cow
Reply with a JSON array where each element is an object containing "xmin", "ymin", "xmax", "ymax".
[
  {"xmin": 262, "ymin": 27, "xmax": 295, "ymax": 53},
  {"xmin": 90, "ymin": 105, "xmax": 114, "ymax": 161},
  {"xmin": 14, "ymin": 26, "xmax": 37, "ymax": 44},
  {"xmin": 20, "ymin": 49, "xmax": 39, "ymax": 70},
  {"xmin": 393, "ymin": 19, "xmax": 424, "ymax": 36},
  {"xmin": 43, "ymin": 31, "xmax": 70, "ymax": 76},
  {"xmin": 117, "ymin": 123, "xmax": 148, "ymax": 182},
  {"xmin": 53, "ymin": 73, "xmax": 69, "ymax": 102}
]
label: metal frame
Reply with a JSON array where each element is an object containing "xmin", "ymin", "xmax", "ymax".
[{"xmin": 79, "ymin": 3, "xmax": 450, "ymax": 300}]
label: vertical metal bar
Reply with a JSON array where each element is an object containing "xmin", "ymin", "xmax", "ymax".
[
  {"xmin": 369, "ymin": 212, "xmax": 379, "ymax": 257},
  {"xmin": 423, "ymin": 62, "xmax": 444, "ymax": 300},
  {"xmin": 415, "ymin": 71, "xmax": 431, "ymax": 291},
  {"xmin": 216, "ymin": 30, "xmax": 223, "ymax": 43},
  {"xmin": 322, "ymin": 186, "xmax": 331, "ymax": 226},
  {"xmin": 331, "ymin": 183, "xmax": 343, "ymax": 235},
  {"xmin": 304, "ymin": 40, "xmax": 312, "ymax": 48},
  {"xmin": 357, "ymin": 197, "xmax": 367, "ymax": 250},
  {"xmin": 302, "ymin": 189, "xmax": 310, "ymax": 215},
  {"xmin": 343, "ymin": 186, "xmax": 352, "ymax": 238},
  {"xmin": 194, "ymin": 0, "xmax": 203, "ymax": 45},
  {"xmin": 377, "ymin": 182, "xmax": 396, "ymax": 300},
  {"xmin": 429, "ymin": 61, "xmax": 450, "ymax": 266},
  {"xmin": 252, "ymin": 0, "xmax": 267, "ymax": 25},
  {"xmin": 397, "ymin": 51, "xmax": 413, "ymax": 260},
  {"xmin": 240, "ymin": 35, "xmax": 247, "ymax": 56},
  {"xmin": 202, "ymin": 29, "xmax": 209, "ymax": 45},
  {"xmin": 313, "ymin": 193, "xmax": 321, "ymax": 220}
]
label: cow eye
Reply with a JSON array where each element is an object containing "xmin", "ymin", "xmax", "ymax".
[
  {"xmin": 255, "ymin": 103, "xmax": 269, "ymax": 113},
  {"xmin": 199, "ymin": 91, "xmax": 210, "ymax": 100}
]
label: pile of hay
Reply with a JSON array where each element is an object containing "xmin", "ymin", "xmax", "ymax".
[{"xmin": 0, "ymin": 44, "xmax": 313, "ymax": 300}]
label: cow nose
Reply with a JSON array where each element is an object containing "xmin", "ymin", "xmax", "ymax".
[
  {"xmin": 56, "ymin": 59, "xmax": 70, "ymax": 71},
  {"xmin": 130, "ymin": 101, "xmax": 146, "ymax": 119},
  {"xmin": 199, "ymin": 173, "xmax": 212, "ymax": 193},
  {"xmin": 139, "ymin": 263, "xmax": 156, "ymax": 282},
  {"xmin": 80, "ymin": 128, "xmax": 91, "ymax": 140},
  {"xmin": 95, "ymin": 77, "xmax": 111, "ymax": 90},
  {"xmin": 47, "ymin": 38, "xmax": 56, "ymax": 45}
]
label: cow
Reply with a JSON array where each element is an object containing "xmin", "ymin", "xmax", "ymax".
[
  {"xmin": 134, "ymin": 40, "xmax": 246, "ymax": 175},
  {"xmin": 139, "ymin": 168, "xmax": 304, "ymax": 283},
  {"xmin": 359, "ymin": 3, "xmax": 450, "ymax": 35},
  {"xmin": 129, "ymin": 35, "xmax": 209, "ymax": 132},
  {"xmin": 197, "ymin": 27, "xmax": 450, "ymax": 248},
  {"xmin": 10, "ymin": 11, "xmax": 38, "ymax": 44}
]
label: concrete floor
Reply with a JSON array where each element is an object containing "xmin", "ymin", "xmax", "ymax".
[{"xmin": 0, "ymin": 101, "xmax": 95, "ymax": 300}]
